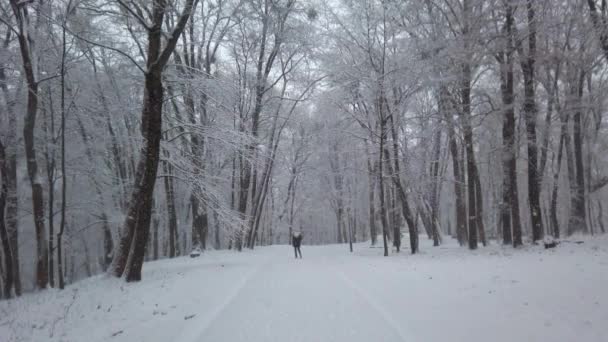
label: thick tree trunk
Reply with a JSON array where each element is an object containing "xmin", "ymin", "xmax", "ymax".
[
  {"xmin": 520, "ymin": 0, "xmax": 544, "ymax": 242},
  {"xmin": 126, "ymin": 74, "xmax": 163, "ymax": 279},
  {"xmin": 0, "ymin": 55, "xmax": 21, "ymax": 296},
  {"xmin": 10, "ymin": 0, "xmax": 49, "ymax": 288},
  {"xmin": 499, "ymin": 3, "xmax": 522, "ymax": 246},
  {"xmin": 110, "ymin": 0, "xmax": 196, "ymax": 281}
]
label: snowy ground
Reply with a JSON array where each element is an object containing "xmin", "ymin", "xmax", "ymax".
[{"xmin": 2, "ymin": 236, "xmax": 608, "ymax": 342}]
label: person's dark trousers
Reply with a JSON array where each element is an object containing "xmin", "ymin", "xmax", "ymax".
[{"xmin": 294, "ymin": 247, "xmax": 302, "ymax": 258}]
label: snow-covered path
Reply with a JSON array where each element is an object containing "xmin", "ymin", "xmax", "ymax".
[
  {"xmin": 2, "ymin": 237, "xmax": 608, "ymax": 342},
  {"xmin": 180, "ymin": 247, "xmax": 408, "ymax": 342}
]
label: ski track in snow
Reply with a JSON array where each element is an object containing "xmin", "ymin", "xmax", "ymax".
[
  {"xmin": 176, "ymin": 254, "xmax": 271, "ymax": 342},
  {"xmin": 329, "ymin": 260, "xmax": 410, "ymax": 341},
  {"xmin": 186, "ymin": 247, "xmax": 407, "ymax": 342}
]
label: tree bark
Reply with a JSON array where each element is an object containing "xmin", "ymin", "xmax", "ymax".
[
  {"xmin": 366, "ymin": 144, "xmax": 378, "ymax": 245},
  {"xmin": 0, "ymin": 42, "xmax": 21, "ymax": 295},
  {"xmin": 461, "ymin": 60, "xmax": 479, "ymax": 250},
  {"xmin": 519, "ymin": 0, "xmax": 544, "ymax": 242},
  {"xmin": 163, "ymin": 160, "xmax": 178, "ymax": 257},
  {"xmin": 0, "ymin": 140, "xmax": 14, "ymax": 298},
  {"xmin": 498, "ymin": 2, "xmax": 522, "ymax": 246},
  {"xmin": 569, "ymin": 72, "xmax": 587, "ymax": 235},
  {"xmin": 10, "ymin": 0, "xmax": 48, "ymax": 289},
  {"xmin": 378, "ymin": 116, "xmax": 389, "ymax": 257},
  {"xmin": 550, "ymin": 129, "xmax": 565, "ymax": 239},
  {"xmin": 428, "ymin": 122, "xmax": 442, "ymax": 247},
  {"xmin": 444, "ymin": 91, "xmax": 467, "ymax": 246}
]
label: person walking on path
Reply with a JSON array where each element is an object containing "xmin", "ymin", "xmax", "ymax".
[{"xmin": 292, "ymin": 231, "xmax": 303, "ymax": 259}]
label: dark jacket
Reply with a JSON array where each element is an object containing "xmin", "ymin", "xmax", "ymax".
[{"xmin": 292, "ymin": 234, "xmax": 303, "ymax": 248}]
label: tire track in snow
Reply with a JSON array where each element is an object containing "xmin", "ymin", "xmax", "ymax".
[
  {"xmin": 176, "ymin": 256, "xmax": 271, "ymax": 342},
  {"xmin": 329, "ymin": 260, "xmax": 412, "ymax": 342}
]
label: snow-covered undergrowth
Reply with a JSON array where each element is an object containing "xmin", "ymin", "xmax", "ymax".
[{"xmin": 1, "ymin": 235, "xmax": 607, "ymax": 342}]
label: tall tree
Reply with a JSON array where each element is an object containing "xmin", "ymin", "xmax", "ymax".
[
  {"xmin": 10, "ymin": 0, "xmax": 48, "ymax": 289},
  {"xmin": 517, "ymin": 0, "xmax": 544, "ymax": 242},
  {"xmin": 110, "ymin": 0, "xmax": 198, "ymax": 282},
  {"xmin": 497, "ymin": 0, "xmax": 522, "ymax": 247}
]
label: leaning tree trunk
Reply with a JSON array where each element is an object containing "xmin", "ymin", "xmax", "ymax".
[
  {"xmin": 111, "ymin": 70, "xmax": 164, "ymax": 282},
  {"xmin": 110, "ymin": 0, "xmax": 197, "ymax": 282}
]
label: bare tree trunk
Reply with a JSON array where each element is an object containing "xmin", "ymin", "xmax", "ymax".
[
  {"xmin": 0, "ymin": 140, "xmax": 14, "ymax": 298},
  {"xmin": 162, "ymin": 159, "xmax": 178, "ymax": 257},
  {"xmin": 152, "ymin": 211, "xmax": 159, "ymax": 260},
  {"xmin": 461, "ymin": 56, "xmax": 479, "ymax": 250},
  {"xmin": 10, "ymin": 0, "xmax": 48, "ymax": 289},
  {"xmin": 474, "ymin": 169, "xmax": 486, "ymax": 246},
  {"xmin": 43, "ymin": 77, "xmax": 56, "ymax": 290},
  {"xmin": 569, "ymin": 72, "xmax": 587, "ymax": 234},
  {"xmin": 110, "ymin": 0, "xmax": 197, "ymax": 282},
  {"xmin": 378, "ymin": 116, "xmax": 389, "ymax": 256},
  {"xmin": 0, "ymin": 73, "xmax": 21, "ymax": 296},
  {"xmin": 519, "ymin": 0, "xmax": 544, "ymax": 242},
  {"xmin": 366, "ymin": 146, "xmax": 378, "ymax": 245},
  {"xmin": 498, "ymin": 3, "xmax": 522, "ymax": 246},
  {"xmin": 564, "ymin": 111, "xmax": 577, "ymax": 236},
  {"xmin": 214, "ymin": 211, "xmax": 220, "ymax": 249},
  {"xmin": 597, "ymin": 200, "xmax": 606, "ymax": 234},
  {"xmin": 57, "ymin": 20, "xmax": 68, "ymax": 290},
  {"xmin": 445, "ymin": 96, "xmax": 467, "ymax": 246},
  {"xmin": 429, "ymin": 126, "xmax": 441, "ymax": 247},
  {"xmin": 550, "ymin": 131, "xmax": 565, "ymax": 239}
]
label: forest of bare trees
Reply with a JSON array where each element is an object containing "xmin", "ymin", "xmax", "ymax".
[{"xmin": 1, "ymin": 0, "xmax": 607, "ymax": 298}]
